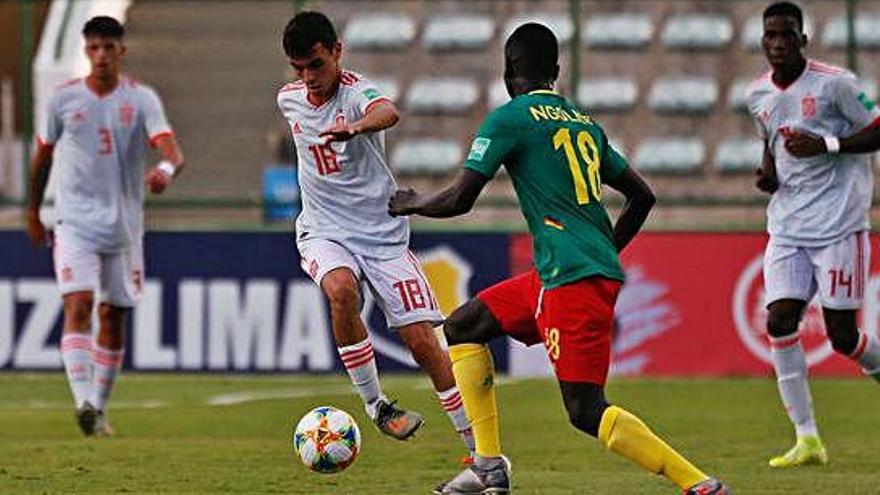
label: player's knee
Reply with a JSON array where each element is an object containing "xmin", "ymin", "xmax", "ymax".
[
  {"xmin": 444, "ymin": 299, "xmax": 491, "ymax": 345},
  {"xmin": 766, "ymin": 305, "xmax": 800, "ymax": 337},
  {"xmin": 322, "ymin": 273, "xmax": 360, "ymax": 314},
  {"xmin": 443, "ymin": 310, "xmax": 470, "ymax": 345},
  {"xmin": 63, "ymin": 293, "xmax": 94, "ymax": 326}
]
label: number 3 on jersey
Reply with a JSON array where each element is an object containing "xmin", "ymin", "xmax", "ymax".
[
  {"xmin": 552, "ymin": 127, "xmax": 601, "ymax": 204},
  {"xmin": 98, "ymin": 127, "xmax": 113, "ymax": 155}
]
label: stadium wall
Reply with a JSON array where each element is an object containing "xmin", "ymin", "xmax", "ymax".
[{"xmin": 1, "ymin": 231, "xmax": 876, "ymax": 377}]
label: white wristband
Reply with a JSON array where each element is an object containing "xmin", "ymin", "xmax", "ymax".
[
  {"xmin": 823, "ymin": 136, "xmax": 840, "ymax": 154},
  {"xmin": 157, "ymin": 161, "xmax": 177, "ymax": 178}
]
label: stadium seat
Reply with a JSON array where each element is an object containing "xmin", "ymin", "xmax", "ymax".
[
  {"xmin": 344, "ymin": 13, "xmax": 416, "ymax": 50},
  {"xmin": 741, "ymin": 15, "xmax": 814, "ymax": 50},
  {"xmin": 391, "ymin": 139, "xmax": 462, "ymax": 174},
  {"xmin": 423, "ymin": 15, "xmax": 495, "ymax": 51},
  {"xmin": 823, "ymin": 15, "xmax": 880, "ymax": 49},
  {"xmin": 714, "ymin": 138, "xmax": 763, "ymax": 172},
  {"xmin": 727, "ymin": 78, "xmax": 752, "ymax": 112},
  {"xmin": 661, "ymin": 14, "xmax": 733, "ymax": 49},
  {"xmin": 578, "ymin": 77, "xmax": 639, "ymax": 111},
  {"xmin": 406, "ymin": 77, "xmax": 479, "ymax": 113},
  {"xmin": 504, "ymin": 14, "xmax": 573, "ymax": 46},
  {"xmin": 489, "ymin": 80, "xmax": 509, "ymax": 109},
  {"xmin": 648, "ymin": 77, "xmax": 718, "ymax": 113},
  {"xmin": 582, "ymin": 13, "xmax": 653, "ymax": 49},
  {"xmin": 634, "ymin": 138, "xmax": 704, "ymax": 172}
]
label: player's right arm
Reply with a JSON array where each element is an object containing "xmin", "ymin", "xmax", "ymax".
[
  {"xmin": 388, "ymin": 109, "xmax": 513, "ymax": 218},
  {"xmin": 755, "ymin": 140, "xmax": 779, "ymax": 194},
  {"xmin": 26, "ymin": 91, "xmax": 64, "ymax": 248},
  {"xmin": 26, "ymin": 142, "xmax": 54, "ymax": 248}
]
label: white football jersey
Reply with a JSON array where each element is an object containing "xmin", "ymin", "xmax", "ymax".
[
  {"xmin": 39, "ymin": 76, "xmax": 172, "ymax": 252},
  {"xmin": 747, "ymin": 60, "xmax": 880, "ymax": 247},
  {"xmin": 276, "ymin": 70, "xmax": 408, "ymax": 259}
]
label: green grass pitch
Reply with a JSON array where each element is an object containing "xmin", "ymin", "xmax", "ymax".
[{"xmin": 0, "ymin": 373, "xmax": 877, "ymax": 494}]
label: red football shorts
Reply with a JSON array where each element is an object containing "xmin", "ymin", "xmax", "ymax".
[{"xmin": 477, "ymin": 269, "xmax": 622, "ymax": 385}]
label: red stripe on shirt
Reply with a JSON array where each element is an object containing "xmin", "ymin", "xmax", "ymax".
[
  {"xmin": 149, "ymin": 131, "xmax": 174, "ymax": 148},
  {"xmin": 364, "ymin": 97, "xmax": 392, "ymax": 115}
]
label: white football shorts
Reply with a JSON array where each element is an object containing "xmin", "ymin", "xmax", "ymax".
[
  {"xmin": 297, "ymin": 238, "xmax": 444, "ymax": 329},
  {"xmin": 764, "ymin": 230, "xmax": 870, "ymax": 310},
  {"xmin": 53, "ymin": 231, "xmax": 144, "ymax": 307}
]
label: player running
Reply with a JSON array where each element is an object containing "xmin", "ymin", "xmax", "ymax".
[
  {"xmin": 390, "ymin": 23, "xmax": 731, "ymax": 495},
  {"xmin": 276, "ymin": 12, "xmax": 474, "ymax": 455},
  {"xmin": 26, "ymin": 16, "xmax": 185, "ymax": 436},
  {"xmin": 747, "ymin": 1, "xmax": 880, "ymax": 468}
]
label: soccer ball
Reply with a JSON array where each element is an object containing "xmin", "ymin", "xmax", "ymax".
[{"xmin": 292, "ymin": 406, "xmax": 361, "ymax": 474}]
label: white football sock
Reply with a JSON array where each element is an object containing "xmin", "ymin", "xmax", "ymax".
[
  {"xmin": 770, "ymin": 335, "xmax": 819, "ymax": 438},
  {"xmin": 338, "ymin": 338, "xmax": 386, "ymax": 419},
  {"xmin": 90, "ymin": 345, "xmax": 124, "ymax": 411},
  {"xmin": 849, "ymin": 330, "xmax": 880, "ymax": 378},
  {"xmin": 60, "ymin": 333, "xmax": 93, "ymax": 408},
  {"xmin": 437, "ymin": 386, "xmax": 475, "ymax": 453}
]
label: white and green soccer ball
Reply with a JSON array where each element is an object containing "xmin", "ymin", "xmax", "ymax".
[{"xmin": 293, "ymin": 406, "xmax": 361, "ymax": 474}]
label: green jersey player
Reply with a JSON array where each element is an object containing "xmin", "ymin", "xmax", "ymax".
[{"xmin": 390, "ymin": 23, "xmax": 731, "ymax": 495}]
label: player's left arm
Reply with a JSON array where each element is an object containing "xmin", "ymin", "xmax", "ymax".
[
  {"xmin": 602, "ymin": 142, "xmax": 655, "ymax": 252},
  {"xmin": 321, "ymin": 99, "xmax": 399, "ymax": 143},
  {"xmin": 145, "ymin": 134, "xmax": 185, "ymax": 194},
  {"xmin": 141, "ymin": 86, "xmax": 185, "ymax": 194},
  {"xmin": 785, "ymin": 76, "xmax": 880, "ymax": 157}
]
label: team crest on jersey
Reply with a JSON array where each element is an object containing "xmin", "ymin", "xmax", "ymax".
[
  {"xmin": 119, "ymin": 102, "xmax": 135, "ymax": 126},
  {"xmin": 61, "ymin": 266, "xmax": 73, "ymax": 282},
  {"xmin": 802, "ymin": 94, "xmax": 817, "ymax": 118},
  {"xmin": 291, "ymin": 121, "xmax": 303, "ymax": 134},
  {"xmin": 73, "ymin": 110, "xmax": 87, "ymax": 123}
]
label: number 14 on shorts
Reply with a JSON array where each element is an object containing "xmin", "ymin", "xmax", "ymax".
[{"xmin": 828, "ymin": 268, "xmax": 855, "ymax": 298}]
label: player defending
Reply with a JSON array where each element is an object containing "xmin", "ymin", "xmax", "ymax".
[
  {"xmin": 276, "ymin": 12, "xmax": 474, "ymax": 454},
  {"xmin": 391, "ymin": 23, "xmax": 730, "ymax": 495},
  {"xmin": 26, "ymin": 17, "xmax": 185, "ymax": 436},
  {"xmin": 748, "ymin": 2, "xmax": 880, "ymax": 468}
]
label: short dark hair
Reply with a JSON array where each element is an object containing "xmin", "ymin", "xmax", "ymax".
[
  {"xmin": 82, "ymin": 16, "xmax": 125, "ymax": 39},
  {"xmin": 764, "ymin": 2, "xmax": 804, "ymax": 32},
  {"xmin": 283, "ymin": 11, "xmax": 338, "ymax": 58},
  {"xmin": 505, "ymin": 23, "xmax": 558, "ymax": 81}
]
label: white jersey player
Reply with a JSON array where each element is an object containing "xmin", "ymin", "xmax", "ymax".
[
  {"xmin": 277, "ymin": 12, "xmax": 474, "ymax": 456},
  {"xmin": 26, "ymin": 17, "xmax": 185, "ymax": 436},
  {"xmin": 747, "ymin": 2, "xmax": 880, "ymax": 469}
]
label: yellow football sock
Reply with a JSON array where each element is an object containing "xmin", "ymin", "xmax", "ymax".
[
  {"xmin": 448, "ymin": 343, "xmax": 501, "ymax": 458},
  {"xmin": 598, "ymin": 405, "xmax": 708, "ymax": 489}
]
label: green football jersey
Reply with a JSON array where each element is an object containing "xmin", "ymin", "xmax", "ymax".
[{"xmin": 465, "ymin": 90, "xmax": 628, "ymax": 288}]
